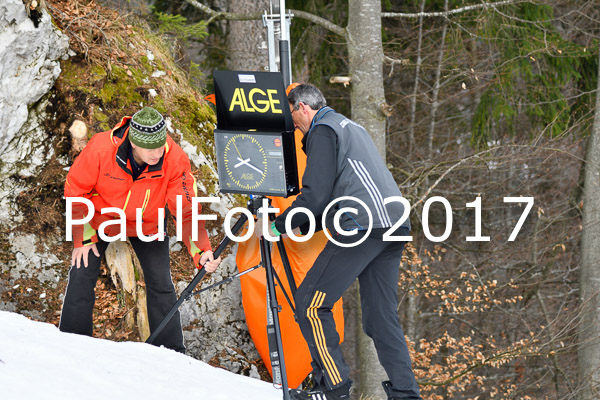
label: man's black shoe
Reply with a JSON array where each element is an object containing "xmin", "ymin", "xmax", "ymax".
[
  {"xmin": 382, "ymin": 380, "xmax": 422, "ymax": 400},
  {"xmin": 289, "ymin": 381, "xmax": 352, "ymax": 400},
  {"xmin": 383, "ymin": 380, "xmax": 402, "ymax": 399},
  {"xmin": 288, "ymin": 389, "xmax": 327, "ymax": 400}
]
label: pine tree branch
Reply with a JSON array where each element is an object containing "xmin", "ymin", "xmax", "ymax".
[{"xmin": 382, "ymin": 0, "xmax": 528, "ymax": 19}]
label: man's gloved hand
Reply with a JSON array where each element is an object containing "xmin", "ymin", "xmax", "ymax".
[{"xmin": 254, "ymin": 218, "xmax": 301, "ymax": 238}]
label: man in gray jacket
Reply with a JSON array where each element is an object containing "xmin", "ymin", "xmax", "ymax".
[{"xmin": 255, "ymin": 84, "xmax": 421, "ymax": 400}]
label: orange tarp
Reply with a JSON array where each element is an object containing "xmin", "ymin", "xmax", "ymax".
[{"xmin": 236, "ymin": 129, "xmax": 344, "ymax": 388}]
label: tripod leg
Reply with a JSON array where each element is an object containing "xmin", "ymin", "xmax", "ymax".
[
  {"xmin": 267, "ymin": 210, "xmax": 297, "ymax": 299},
  {"xmin": 260, "ymin": 237, "xmax": 292, "ymax": 400},
  {"xmin": 275, "ymin": 240, "xmax": 298, "ymax": 299},
  {"xmin": 146, "ymin": 214, "xmax": 248, "ymax": 345}
]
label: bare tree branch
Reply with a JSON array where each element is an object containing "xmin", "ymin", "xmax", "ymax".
[
  {"xmin": 184, "ymin": 0, "xmax": 531, "ymax": 39},
  {"xmin": 290, "ymin": 9, "xmax": 346, "ymax": 37},
  {"xmin": 410, "ymin": 145, "xmax": 583, "ymax": 210},
  {"xmin": 184, "ymin": 0, "xmax": 262, "ymax": 23},
  {"xmin": 384, "ymin": 55, "xmax": 410, "ymax": 65},
  {"xmin": 184, "ymin": 0, "xmax": 346, "ymax": 37},
  {"xmin": 382, "ymin": 0, "xmax": 529, "ymax": 19}
]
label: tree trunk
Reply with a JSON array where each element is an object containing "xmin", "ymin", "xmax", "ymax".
[
  {"xmin": 578, "ymin": 42, "xmax": 600, "ymax": 400},
  {"xmin": 105, "ymin": 241, "xmax": 150, "ymax": 339},
  {"xmin": 408, "ymin": 0, "xmax": 426, "ymax": 157},
  {"xmin": 347, "ymin": 0, "xmax": 386, "ymax": 159},
  {"xmin": 355, "ymin": 286, "xmax": 388, "ymax": 399},
  {"xmin": 345, "ymin": 2, "xmax": 391, "ymax": 397},
  {"xmin": 225, "ymin": 0, "xmax": 269, "ymax": 71},
  {"xmin": 427, "ymin": 0, "xmax": 448, "ymax": 159}
]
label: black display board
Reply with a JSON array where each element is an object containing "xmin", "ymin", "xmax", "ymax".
[
  {"xmin": 213, "ymin": 70, "xmax": 294, "ymax": 132},
  {"xmin": 213, "ymin": 71, "xmax": 299, "ymax": 197}
]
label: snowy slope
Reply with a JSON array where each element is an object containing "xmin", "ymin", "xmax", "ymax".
[{"xmin": 0, "ymin": 311, "xmax": 283, "ymax": 400}]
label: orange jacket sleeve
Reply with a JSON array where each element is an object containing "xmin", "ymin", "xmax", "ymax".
[
  {"xmin": 166, "ymin": 156, "xmax": 212, "ymax": 269},
  {"xmin": 64, "ymin": 138, "xmax": 100, "ymax": 248}
]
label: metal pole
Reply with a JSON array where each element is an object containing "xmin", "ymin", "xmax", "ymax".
[
  {"xmin": 279, "ymin": 0, "xmax": 287, "ymax": 41},
  {"xmin": 260, "ymin": 236, "xmax": 291, "ymax": 400},
  {"xmin": 263, "ymin": 13, "xmax": 278, "ymax": 73},
  {"xmin": 278, "ymin": 0, "xmax": 292, "ymax": 87}
]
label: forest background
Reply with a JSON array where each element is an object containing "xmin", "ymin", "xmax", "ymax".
[{"xmin": 2, "ymin": 0, "xmax": 600, "ymax": 399}]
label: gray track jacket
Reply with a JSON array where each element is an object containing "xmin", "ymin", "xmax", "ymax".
[{"xmin": 275, "ymin": 107, "xmax": 410, "ymax": 235}]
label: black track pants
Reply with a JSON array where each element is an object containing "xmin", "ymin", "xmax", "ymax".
[
  {"xmin": 295, "ymin": 232, "xmax": 421, "ymax": 399},
  {"xmin": 59, "ymin": 237, "xmax": 185, "ymax": 352}
]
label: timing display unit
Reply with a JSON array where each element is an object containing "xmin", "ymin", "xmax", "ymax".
[
  {"xmin": 215, "ymin": 130, "xmax": 295, "ymax": 195},
  {"xmin": 213, "ymin": 70, "xmax": 299, "ymax": 197}
]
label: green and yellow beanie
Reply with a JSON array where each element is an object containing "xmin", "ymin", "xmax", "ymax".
[{"xmin": 129, "ymin": 107, "xmax": 167, "ymax": 149}]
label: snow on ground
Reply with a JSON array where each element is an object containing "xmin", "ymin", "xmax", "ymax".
[{"xmin": 0, "ymin": 311, "xmax": 282, "ymax": 400}]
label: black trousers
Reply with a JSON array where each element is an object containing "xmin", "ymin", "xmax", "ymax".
[
  {"xmin": 59, "ymin": 237, "xmax": 185, "ymax": 352},
  {"xmin": 295, "ymin": 231, "xmax": 421, "ymax": 399}
]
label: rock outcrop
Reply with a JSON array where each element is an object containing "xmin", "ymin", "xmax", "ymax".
[
  {"xmin": 0, "ymin": 0, "xmax": 261, "ymax": 381},
  {"xmin": 0, "ymin": 0, "xmax": 69, "ymax": 224},
  {"xmin": 0, "ymin": 0, "xmax": 69, "ymax": 153}
]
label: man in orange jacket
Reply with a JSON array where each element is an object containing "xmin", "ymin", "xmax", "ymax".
[{"xmin": 60, "ymin": 106, "xmax": 220, "ymax": 352}]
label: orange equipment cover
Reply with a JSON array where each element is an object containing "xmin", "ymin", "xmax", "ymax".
[{"xmin": 236, "ymin": 129, "xmax": 345, "ymax": 388}]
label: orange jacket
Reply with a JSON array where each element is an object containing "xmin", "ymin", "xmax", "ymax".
[{"xmin": 65, "ymin": 116, "xmax": 211, "ymax": 266}]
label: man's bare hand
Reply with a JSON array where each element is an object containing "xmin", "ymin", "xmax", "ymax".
[
  {"xmin": 254, "ymin": 218, "xmax": 267, "ymax": 238},
  {"xmin": 200, "ymin": 250, "xmax": 221, "ymax": 273},
  {"xmin": 71, "ymin": 243, "xmax": 100, "ymax": 269}
]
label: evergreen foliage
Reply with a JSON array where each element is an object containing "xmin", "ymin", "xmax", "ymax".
[
  {"xmin": 471, "ymin": 3, "xmax": 597, "ymax": 148},
  {"xmin": 154, "ymin": 11, "xmax": 208, "ymax": 43}
]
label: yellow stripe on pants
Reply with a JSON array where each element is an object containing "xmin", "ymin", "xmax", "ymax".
[{"xmin": 307, "ymin": 290, "xmax": 342, "ymax": 385}]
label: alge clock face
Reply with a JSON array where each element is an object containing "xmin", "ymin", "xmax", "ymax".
[{"xmin": 223, "ymin": 134, "xmax": 268, "ymax": 191}]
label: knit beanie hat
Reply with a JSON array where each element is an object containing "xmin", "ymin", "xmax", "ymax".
[{"xmin": 129, "ymin": 107, "xmax": 167, "ymax": 149}]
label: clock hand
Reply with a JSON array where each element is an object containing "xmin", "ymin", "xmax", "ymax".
[
  {"xmin": 245, "ymin": 161, "xmax": 265, "ymax": 175},
  {"xmin": 232, "ymin": 141, "xmax": 244, "ymax": 160},
  {"xmin": 234, "ymin": 157, "xmax": 250, "ymax": 168},
  {"xmin": 235, "ymin": 157, "xmax": 265, "ymax": 176}
]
